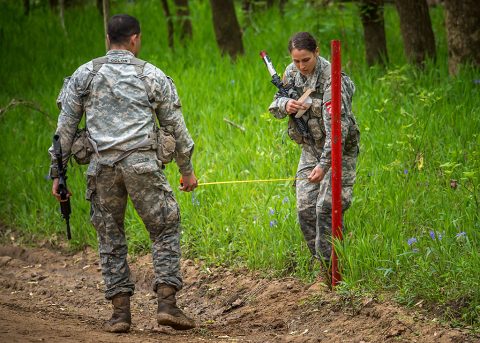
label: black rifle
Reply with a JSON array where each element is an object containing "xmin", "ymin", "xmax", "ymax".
[
  {"xmin": 53, "ymin": 134, "xmax": 72, "ymax": 240},
  {"xmin": 260, "ymin": 51, "xmax": 309, "ymax": 137}
]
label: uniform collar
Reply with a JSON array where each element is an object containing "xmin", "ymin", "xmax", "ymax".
[{"xmin": 106, "ymin": 50, "xmax": 135, "ymax": 58}]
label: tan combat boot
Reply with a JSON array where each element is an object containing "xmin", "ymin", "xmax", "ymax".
[
  {"xmin": 156, "ymin": 284, "xmax": 195, "ymax": 330},
  {"xmin": 104, "ymin": 293, "xmax": 131, "ymax": 333}
]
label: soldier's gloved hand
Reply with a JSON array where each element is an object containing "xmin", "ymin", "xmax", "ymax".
[
  {"xmin": 51, "ymin": 178, "xmax": 73, "ymax": 202},
  {"xmin": 308, "ymin": 166, "xmax": 325, "ymax": 183},
  {"xmin": 286, "ymin": 99, "xmax": 308, "ymax": 115},
  {"xmin": 180, "ymin": 172, "xmax": 198, "ymax": 192}
]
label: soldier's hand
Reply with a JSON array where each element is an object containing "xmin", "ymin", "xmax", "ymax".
[
  {"xmin": 286, "ymin": 99, "xmax": 308, "ymax": 115},
  {"xmin": 308, "ymin": 166, "xmax": 325, "ymax": 183},
  {"xmin": 51, "ymin": 178, "xmax": 72, "ymax": 202},
  {"xmin": 180, "ymin": 172, "xmax": 198, "ymax": 192}
]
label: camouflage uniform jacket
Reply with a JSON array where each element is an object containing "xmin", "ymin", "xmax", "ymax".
[
  {"xmin": 48, "ymin": 49, "xmax": 194, "ymax": 176},
  {"xmin": 268, "ymin": 56, "xmax": 359, "ymax": 170}
]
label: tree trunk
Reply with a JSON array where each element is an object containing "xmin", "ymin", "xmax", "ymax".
[
  {"xmin": 96, "ymin": 0, "xmax": 103, "ymax": 16},
  {"xmin": 394, "ymin": 0, "xmax": 436, "ymax": 66},
  {"xmin": 174, "ymin": 0, "xmax": 193, "ymax": 41},
  {"xmin": 23, "ymin": 0, "xmax": 30, "ymax": 15},
  {"xmin": 359, "ymin": 0, "xmax": 388, "ymax": 66},
  {"xmin": 59, "ymin": 0, "xmax": 66, "ymax": 35},
  {"xmin": 49, "ymin": 0, "xmax": 58, "ymax": 10},
  {"xmin": 103, "ymin": 0, "xmax": 110, "ymax": 51},
  {"xmin": 210, "ymin": 0, "xmax": 244, "ymax": 59},
  {"xmin": 444, "ymin": 0, "xmax": 480, "ymax": 75},
  {"xmin": 279, "ymin": 0, "xmax": 288, "ymax": 15},
  {"xmin": 161, "ymin": 0, "xmax": 175, "ymax": 50}
]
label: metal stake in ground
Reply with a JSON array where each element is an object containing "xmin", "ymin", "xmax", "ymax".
[{"xmin": 331, "ymin": 40, "xmax": 343, "ymax": 288}]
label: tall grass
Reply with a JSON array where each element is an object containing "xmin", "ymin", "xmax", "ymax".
[{"xmin": 0, "ymin": 0, "xmax": 478, "ymax": 327}]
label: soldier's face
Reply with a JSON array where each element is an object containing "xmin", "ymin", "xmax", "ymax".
[{"xmin": 291, "ymin": 48, "xmax": 318, "ymax": 76}]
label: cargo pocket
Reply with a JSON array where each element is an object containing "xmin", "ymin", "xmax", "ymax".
[
  {"xmin": 287, "ymin": 116, "xmax": 305, "ymax": 145},
  {"xmin": 310, "ymin": 98, "xmax": 323, "ymax": 117},
  {"xmin": 307, "ymin": 117, "xmax": 324, "ymax": 141},
  {"xmin": 132, "ymin": 159, "xmax": 160, "ymax": 174},
  {"xmin": 86, "ymin": 174, "xmax": 105, "ymax": 231},
  {"xmin": 161, "ymin": 192, "xmax": 180, "ymax": 226}
]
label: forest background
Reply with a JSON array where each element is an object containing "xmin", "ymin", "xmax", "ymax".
[{"xmin": 0, "ymin": 0, "xmax": 479, "ymax": 330}]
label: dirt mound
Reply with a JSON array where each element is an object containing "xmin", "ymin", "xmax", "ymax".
[{"xmin": 0, "ymin": 244, "xmax": 476, "ymax": 342}]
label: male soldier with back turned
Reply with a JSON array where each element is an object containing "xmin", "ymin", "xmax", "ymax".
[{"xmin": 48, "ymin": 14, "xmax": 197, "ymax": 332}]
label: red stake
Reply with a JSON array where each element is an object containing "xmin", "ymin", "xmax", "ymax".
[{"xmin": 330, "ymin": 40, "xmax": 342, "ymax": 288}]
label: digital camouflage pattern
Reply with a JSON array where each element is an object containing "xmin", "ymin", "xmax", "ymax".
[
  {"xmin": 49, "ymin": 50, "xmax": 194, "ymax": 176},
  {"xmin": 87, "ymin": 150, "xmax": 182, "ymax": 299},
  {"xmin": 269, "ymin": 56, "xmax": 360, "ymax": 262},
  {"xmin": 48, "ymin": 49, "xmax": 194, "ymax": 299}
]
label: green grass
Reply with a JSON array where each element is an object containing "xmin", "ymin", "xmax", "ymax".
[{"xmin": 1, "ymin": 0, "xmax": 479, "ymax": 328}]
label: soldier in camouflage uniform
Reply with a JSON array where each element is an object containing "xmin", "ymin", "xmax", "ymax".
[
  {"xmin": 269, "ymin": 32, "xmax": 360, "ymax": 271},
  {"xmin": 49, "ymin": 15, "xmax": 196, "ymax": 332}
]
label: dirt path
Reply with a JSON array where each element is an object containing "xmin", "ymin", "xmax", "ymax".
[{"xmin": 0, "ymin": 243, "xmax": 476, "ymax": 343}]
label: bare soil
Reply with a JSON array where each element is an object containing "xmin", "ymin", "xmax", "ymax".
[{"xmin": 0, "ymin": 242, "xmax": 477, "ymax": 343}]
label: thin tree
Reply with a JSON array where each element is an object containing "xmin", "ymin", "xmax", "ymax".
[
  {"xmin": 210, "ymin": 0, "xmax": 244, "ymax": 59},
  {"xmin": 280, "ymin": 0, "xmax": 288, "ymax": 15},
  {"xmin": 174, "ymin": 0, "xmax": 193, "ymax": 41},
  {"xmin": 59, "ymin": 0, "xmax": 66, "ymax": 35},
  {"xmin": 161, "ymin": 0, "xmax": 175, "ymax": 49},
  {"xmin": 102, "ymin": 0, "xmax": 110, "ymax": 51},
  {"xmin": 49, "ymin": 0, "xmax": 58, "ymax": 10},
  {"xmin": 359, "ymin": 0, "xmax": 388, "ymax": 66},
  {"xmin": 394, "ymin": 0, "xmax": 436, "ymax": 66},
  {"xmin": 23, "ymin": 0, "xmax": 30, "ymax": 15},
  {"xmin": 444, "ymin": 0, "xmax": 480, "ymax": 75},
  {"xmin": 96, "ymin": 0, "xmax": 103, "ymax": 16}
]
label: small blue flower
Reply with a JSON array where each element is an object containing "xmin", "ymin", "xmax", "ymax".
[
  {"xmin": 456, "ymin": 232, "xmax": 466, "ymax": 238},
  {"xmin": 473, "ymin": 79, "xmax": 480, "ymax": 85},
  {"xmin": 269, "ymin": 208, "xmax": 275, "ymax": 216},
  {"xmin": 404, "ymin": 169, "xmax": 408, "ymax": 175},
  {"xmin": 412, "ymin": 248, "xmax": 419, "ymax": 253},
  {"xmin": 191, "ymin": 193, "xmax": 200, "ymax": 206},
  {"xmin": 282, "ymin": 196, "xmax": 289, "ymax": 204},
  {"xmin": 230, "ymin": 79, "xmax": 236, "ymax": 84},
  {"xmin": 429, "ymin": 230, "xmax": 435, "ymax": 239},
  {"xmin": 269, "ymin": 220, "xmax": 277, "ymax": 227},
  {"xmin": 407, "ymin": 237, "xmax": 417, "ymax": 246}
]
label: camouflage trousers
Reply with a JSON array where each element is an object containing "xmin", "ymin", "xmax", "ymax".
[
  {"xmin": 86, "ymin": 150, "xmax": 182, "ymax": 300},
  {"xmin": 296, "ymin": 144, "xmax": 358, "ymax": 262}
]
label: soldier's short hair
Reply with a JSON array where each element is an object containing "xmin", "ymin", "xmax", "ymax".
[
  {"xmin": 288, "ymin": 32, "xmax": 317, "ymax": 53},
  {"xmin": 107, "ymin": 14, "xmax": 141, "ymax": 45}
]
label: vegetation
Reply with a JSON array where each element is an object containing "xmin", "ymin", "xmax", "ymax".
[{"xmin": 0, "ymin": 0, "xmax": 478, "ymax": 328}]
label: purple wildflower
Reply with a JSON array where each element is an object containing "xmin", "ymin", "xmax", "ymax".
[
  {"xmin": 473, "ymin": 79, "xmax": 480, "ymax": 85},
  {"xmin": 269, "ymin": 209, "xmax": 275, "ymax": 216},
  {"xmin": 456, "ymin": 232, "xmax": 466, "ymax": 238},
  {"xmin": 407, "ymin": 237, "xmax": 417, "ymax": 246},
  {"xmin": 404, "ymin": 169, "xmax": 408, "ymax": 174},
  {"xmin": 429, "ymin": 230, "xmax": 436, "ymax": 240},
  {"xmin": 269, "ymin": 220, "xmax": 278, "ymax": 227},
  {"xmin": 282, "ymin": 196, "xmax": 289, "ymax": 204}
]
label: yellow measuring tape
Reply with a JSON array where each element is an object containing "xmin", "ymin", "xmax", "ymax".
[{"xmin": 197, "ymin": 177, "xmax": 306, "ymax": 186}]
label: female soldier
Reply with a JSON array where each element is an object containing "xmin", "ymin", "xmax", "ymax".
[{"xmin": 268, "ymin": 32, "xmax": 360, "ymax": 272}]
